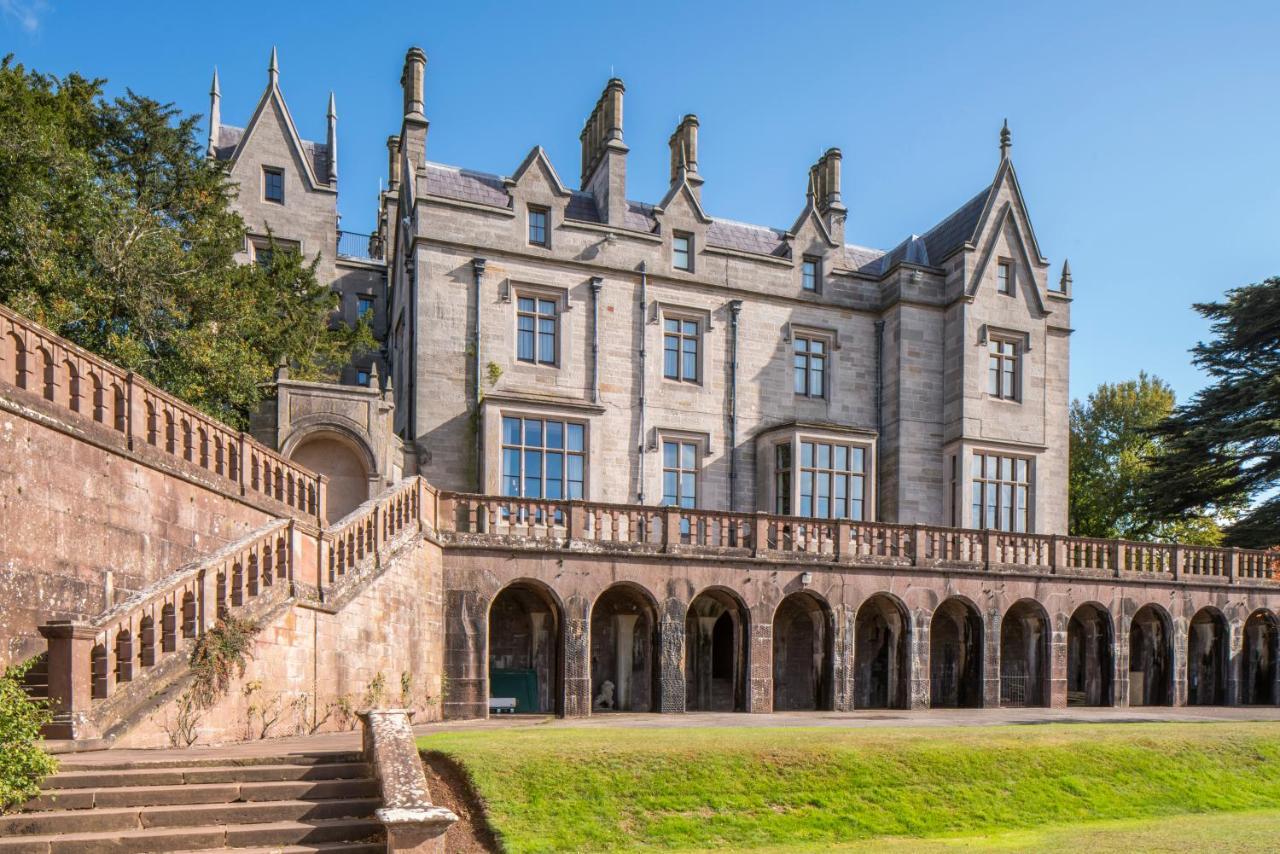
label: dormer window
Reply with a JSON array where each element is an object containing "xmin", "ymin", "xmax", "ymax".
[
  {"xmin": 997, "ymin": 260, "xmax": 1013, "ymax": 295},
  {"xmin": 802, "ymin": 257, "xmax": 820, "ymax": 292},
  {"xmin": 673, "ymin": 232, "xmax": 692, "ymax": 271},
  {"xmin": 528, "ymin": 206, "xmax": 549, "ymax": 247},
  {"xmin": 263, "ymin": 167, "xmax": 284, "ymax": 204}
]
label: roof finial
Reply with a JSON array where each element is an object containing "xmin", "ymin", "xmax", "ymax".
[
  {"xmin": 268, "ymin": 46, "xmax": 279, "ymax": 84},
  {"xmin": 327, "ymin": 91, "xmax": 337, "ymax": 119},
  {"xmin": 210, "ymin": 67, "xmax": 220, "ymax": 97},
  {"xmin": 1059, "ymin": 257, "xmax": 1072, "ymax": 292},
  {"xmin": 999, "ymin": 118, "xmax": 1011, "ymax": 160}
]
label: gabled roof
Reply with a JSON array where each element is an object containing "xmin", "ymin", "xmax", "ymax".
[
  {"xmin": 507, "ymin": 146, "xmax": 571, "ymax": 197},
  {"xmin": 706, "ymin": 219, "xmax": 789, "ymax": 257},
  {"xmin": 653, "ymin": 176, "xmax": 711, "ymax": 223},
  {"xmin": 215, "ymin": 80, "xmax": 333, "ymax": 190},
  {"xmin": 919, "ymin": 186, "xmax": 992, "ymax": 265},
  {"xmin": 423, "ymin": 162, "xmax": 510, "ymax": 207}
]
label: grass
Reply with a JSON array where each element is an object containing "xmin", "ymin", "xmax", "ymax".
[{"xmin": 419, "ymin": 722, "xmax": 1280, "ymax": 852}]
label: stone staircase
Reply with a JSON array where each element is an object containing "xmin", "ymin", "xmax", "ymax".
[{"xmin": 0, "ymin": 751, "xmax": 386, "ymax": 853}]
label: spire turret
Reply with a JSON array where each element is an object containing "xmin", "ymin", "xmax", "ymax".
[
  {"xmin": 207, "ymin": 68, "xmax": 221, "ymax": 158},
  {"xmin": 326, "ymin": 91, "xmax": 338, "ymax": 186},
  {"xmin": 999, "ymin": 118, "xmax": 1011, "ymax": 161},
  {"xmin": 268, "ymin": 46, "xmax": 279, "ymax": 85}
]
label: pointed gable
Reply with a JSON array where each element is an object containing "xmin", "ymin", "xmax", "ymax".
[
  {"xmin": 222, "ymin": 75, "xmax": 334, "ymax": 193},
  {"xmin": 654, "ymin": 177, "xmax": 711, "ymax": 224},
  {"xmin": 507, "ymin": 146, "xmax": 571, "ymax": 198}
]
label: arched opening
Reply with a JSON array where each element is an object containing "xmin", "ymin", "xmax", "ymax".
[
  {"xmin": 90, "ymin": 643, "xmax": 108, "ymax": 699},
  {"xmin": 487, "ymin": 581, "xmax": 563, "ymax": 715},
  {"xmin": 161, "ymin": 603, "xmax": 178, "ymax": 652},
  {"xmin": 181, "ymin": 591, "xmax": 198, "ymax": 638},
  {"xmin": 854, "ymin": 593, "xmax": 911, "ymax": 709},
  {"xmin": 590, "ymin": 584, "xmax": 659, "ymax": 712},
  {"xmin": 930, "ymin": 598, "xmax": 984, "ymax": 708},
  {"xmin": 1067, "ymin": 603, "xmax": 1113, "ymax": 706},
  {"xmin": 772, "ymin": 591, "xmax": 834, "ymax": 711},
  {"xmin": 115, "ymin": 630, "xmax": 133, "ymax": 684},
  {"xmin": 1242, "ymin": 610, "xmax": 1279, "ymax": 706},
  {"xmin": 288, "ymin": 431, "xmax": 373, "ymax": 523},
  {"xmin": 1128, "ymin": 604, "xmax": 1173, "ymax": 706},
  {"xmin": 1000, "ymin": 599, "xmax": 1050, "ymax": 707},
  {"xmin": 1188, "ymin": 608, "xmax": 1228, "ymax": 705},
  {"xmin": 685, "ymin": 588, "xmax": 749, "ymax": 712},
  {"xmin": 138, "ymin": 616, "xmax": 156, "ymax": 668}
]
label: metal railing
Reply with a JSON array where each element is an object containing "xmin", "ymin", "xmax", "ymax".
[{"xmin": 337, "ymin": 230, "xmax": 385, "ymax": 262}]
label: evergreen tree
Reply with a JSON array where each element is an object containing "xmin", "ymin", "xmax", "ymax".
[
  {"xmin": 0, "ymin": 56, "xmax": 372, "ymax": 428},
  {"xmin": 1140, "ymin": 277, "xmax": 1280, "ymax": 548},
  {"xmin": 1070, "ymin": 373, "xmax": 1226, "ymax": 544}
]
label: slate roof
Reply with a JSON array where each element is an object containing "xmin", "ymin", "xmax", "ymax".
[
  {"xmin": 214, "ymin": 124, "xmax": 331, "ymax": 184},
  {"xmin": 423, "ymin": 163, "xmax": 511, "ymax": 207},
  {"xmin": 705, "ymin": 219, "xmax": 789, "ymax": 257},
  {"xmin": 920, "ymin": 186, "xmax": 991, "ymax": 265}
]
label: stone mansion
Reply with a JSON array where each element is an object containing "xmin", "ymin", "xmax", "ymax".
[{"xmin": 211, "ymin": 48, "xmax": 1071, "ymax": 535}]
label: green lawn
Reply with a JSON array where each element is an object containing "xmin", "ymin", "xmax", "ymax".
[{"xmin": 419, "ymin": 722, "xmax": 1280, "ymax": 852}]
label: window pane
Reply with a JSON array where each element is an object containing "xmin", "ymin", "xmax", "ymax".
[
  {"xmin": 833, "ymin": 474, "xmax": 847, "ymax": 518},
  {"xmin": 663, "ymin": 471, "xmax": 677, "ymax": 505},
  {"xmin": 1001, "ymin": 457, "xmax": 1012, "ymax": 480},
  {"xmin": 985, "ymin": 456, "xmax": 997, "ymax": 479},
  {"xmin": 972, "ymin": 454, "xmax": 982, "ymax": 478},
  {"xmin": 1000, "ymin": 483, "xmax": 1012, "ymax": 530},
  {"xmin": 519, "ymin": 297, "xmax": 535, "ymax": 313},
  {"xmin": 568, "ymin": 454, "xmax": 584, "ymax": 481},
  {"xmin": 776, "ymin": 443, "xmax": 791, "ymax": 469},
  {"xmin": 681, "ymin": 442, "xmax": 696, "ymax": 470},
  {"xmin": 683, "ymin": 349, "xmax": 697, "ymax": 381},
  {"xmin": 539, "ymin": 300, "xmax": 556, "ymax": 315},
  {"xmin": 989, "ymin": 360, "xmax": 999, "ymax": 395},
  {"xmin": 795, "ymin": 359, "xmax": 807, "ymax": 395},
  {"xmin": 664, "ymin": 441, "xmax": 677, "ymax": 468},
  {"xmin": 546, "ymin": 420, "xmax": 563, "ymax": 449},
  {"xmin": 665, "ymin": 318, "xmax": 678, "ymax": 333},
  {"xmin": 503, "ymin": 449, "xmax": 520, "ymax": 477},
  {"xmin": 810, "ymin": 363, "xmax": 824, "ymax": 397},
  {"xmin": 680, "ymin": 473, "xmax": 696, "ymax": 506},
  {"xmin": 800, "ymin": 471, "xmax": 813, "ymax": 517},
  {"xmin": 539, "ymin": 331, "xmax": 555, "ymax": 363},
  {"xmin": 834, "ymin": 445, "xmax": 848, "ymax": 471},
  {"xmin": 811, "ymin": 340, "xmax": 825, "ymax": 355},
  {"xmin": 1016, "ymin": 459, "xmax": 1028, "ymax": 482},
  {"xmin": 503, "ymin": 417, "xmax": 521, "ymax": 445},
  {"xmin": 665, "ymin": 342, "xmax": 679, "ymax": 378},
  {"xmin": 816, "ymin": 443, "xmax": 831, "ymax": 469},
  {"xmin": 851, "ymin": 447, "xmax": 864, "ymax": 473},
  {"xmin": 972, "ymin": 483, "xmax": 983, "ymax": 526},
  {"xmin": 801, "ymin": 442, "xmax": 814, "ymax": 468},
  {"xmin": 524, "ymin": 419, "xmax": 542, "ymax": 447},
  {"xmin": 546, "ymin": 451, "xmax": 563, "ymax": 481},
  {"xmin": 567, "ymin": 424, "xmax": 584, "ymax": 452}
]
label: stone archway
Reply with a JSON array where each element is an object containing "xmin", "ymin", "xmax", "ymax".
[
  {"xmin": 1241, "ymin": 609, "xmax": 1280, "ymax": 706},
  {"xmin": 1067, "ymin": 603, "xmax": 1113, "ymax": 706},
  {"xmin": 287, "ymin": 429, "xmax": 374, "ymax": 522},
  {"xmin": 772, "ymin": 591, "xmax": 834, "ymax": 711},
  {"xmin": 685, "ymin": 588, "xmax": 748, "ymax": 712},
  {"xmin": 854, "ymin": 593, "xmax": 910, "ymax": 710},
  {"xmin": 930, "ymin": 597, "xmax": 984, "ymax": 708},
  {"xmin": 590, "ymin": 584, "xmax": 659, "ymax": 713},
  {"xmin": 1128, "ymin": 604, "xmax": 1173, "ymax": 706},
  {"xmin": 1188, "ymin": 607, "xmax": 1229, "ymax": 706},
  {"xmin": 487, "ymin": 581, "xmax": 563, "ymax": 715},
  {"xmin": 1000, "ymin": 599, "xmax": 1050, "ymax": 707}
]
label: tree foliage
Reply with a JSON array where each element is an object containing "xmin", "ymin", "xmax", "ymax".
[
  {"xmin": 1139, "ymin": 277, "xmax": 1280, "ymax": 548},
  {"xmin": 0, "ymin": 660, "xmax": 57, "ymax": 812},
  {"xmin": 1070, "ymin": 372, "xmax": 1227, "ymax": 544},
  {"xmin": 0, "ymin": 56, "xmax": 372, "ymax": 427}
]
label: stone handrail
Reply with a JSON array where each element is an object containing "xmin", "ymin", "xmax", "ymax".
[
  {"xmin": 39, "ymin": 519, "xmax": 295, "ymax": 740},
  {"xmin": 357, "ymin": 709, "xmax": 457, "ymax": 852},
  {"xmin": 438, "ymin": 492, "xmax": 1280, "ymax": 582},
  {"xmin": 323, "ymin": 477, "xmax": 432, "ymax": 589},
  {"xmin": 0, "ymin": 303, "xmax": 324, "ymax": 522}
]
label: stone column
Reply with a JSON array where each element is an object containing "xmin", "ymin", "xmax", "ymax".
[
  {"xmin": 1048, "ymin": 618, "xmax": 1068, "ymax": 708},
  {"xmin": 563, "ymin": 595, "xmax": 591, "ymax": 717},
  {"xmin": 442, "ymin": 590, "xmax": 485, "ymax": 720},
  {"xmin": 38, "ymin": 621, "xmax": 101, "ymax": 740},
  {"xmin": 694, "ymin": 616, "xmax": 716, "ymax": 711},
  {"xmin": 748, "ymin": 617, "xmax": 773, "ymax": 713},
  {"xmin": 657, "ymin": 600, "xmax": 686, "ymax": 713},
  {"xmin": 1173, "ymin": 620, "xmax": 1189, "ymax": 706},
  {"xmin": 614, "ymin": 614, "xmax": 638, "ymax": 711},
  {"xmin": 831, "ymin": 607, "xmax": 855, "ymax": 712},
  {"xmin": 1114, "ymin": 623, "xmax": 1131, "ymax": 708},
  {"xmin": 984, "ymin": 609, "xmax": 1002, "ymax": 708},
  {"xmin": 910, "ymin": 609, "xmax": 931, "ymax": 710},
  {"xmin": 1227, "ymin": 618, "xmax": 1243, "ymax": 706}
]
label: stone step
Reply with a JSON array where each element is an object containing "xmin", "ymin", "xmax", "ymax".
[
  {"xmin": 0, "ymin": 798, "xmax": 381, "ymax": 837},
  {"xmin": 22, "ymin": 778, "xmax": 379, "ymax": 812},
  {"xmin": 53, "ymin": 751, "xmax": 362, "ymax": 773},
  {"xmin": 0, "ymin": 817, "xmax": 385, "ymax": 854},
  {"xmin": 174, "ymin": 844, "xmax": 385, "ymax": 854},
  {"xmin": 44, "ymin": 762, "xmax": 371, "ymax": 790}
]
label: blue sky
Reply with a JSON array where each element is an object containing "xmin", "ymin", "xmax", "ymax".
[{"xmin": 4, "ymin": 0, "xmax": 1278, "ymax": 404}]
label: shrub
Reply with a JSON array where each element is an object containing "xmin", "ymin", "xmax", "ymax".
[
  {"xmin": 0, "ymin": 660, "xmax": 58, "ymax": 812},
  {"xmin": 189, "ymin": 615, "xmax": 258, "ymax": 708}
]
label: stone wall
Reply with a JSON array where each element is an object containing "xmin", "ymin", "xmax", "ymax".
[{"xmin": 112, "ymin": 532, "xmax": 444, "ymax": 749}]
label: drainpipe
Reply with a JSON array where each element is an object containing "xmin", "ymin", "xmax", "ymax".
[
  {"xmin": 637, "ymin": 262, "xmax": 648, "ymax": 503},
  {"xmin": 472, "ymin": 257, "xmax": 486, "ymax": 491},
  {"xmin": 590, "ymin": 277, "xmax": 603, "ymax": 404},
  {"xmin": 728, "ymin": 300, "xmax": 742, "ymax": 512},
  {"xmin": 874, "ymin": 319, "xmax": 885, "ymax": 435}
]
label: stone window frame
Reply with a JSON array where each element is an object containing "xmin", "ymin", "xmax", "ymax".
[
  {"xmin": 356, "ymin": 294, "xmax": 375, "ymax": 319},
  {"xmin": 787, "ymin": 323, "xmax": 838, "ymax": 401},
  {"xmin": 527, "ymin": 204, "xmax": 550, "ymax": 248},
  {"xmin": 672, "ymin": 230, "xmax": 694, "ymax": 272},
  {"xmin": 658, "ymin": 429, "xmax": 706, "ymax": 511},
  {"xmin": 262, "ymin": 165, "xmax": 285, "ymax": 205},
  {"xmin": 509, "ymin": 283, "xmax": 570, "ymax": 370},
  {"xmin": 996, "ymin": 257, "xmax": 1014, "ymax": 296},
  {"xmin": 970, "ymin": 450, "xmax": 1034, "ymax": 533},
  {"xmin": 757, "ymin": 424, "xmax": 877, "ymax": 521},
  {"xmin": 801, "ymin": 255, "xmax": 822, "ymax": 293},
  {"xmin": 498, "ymin": 410, "xmax": 589, "ymax": 502},
  {"xmin": 985, "ymin": 329, "xmax": 1023, "ymax": 403},
  {"xmin": 654, "ymin": 303, "xmax": 713, "ymax": 388},
  {"xmin": 247, "ymin": 234, "xmax": 300, "ymax": 268}
]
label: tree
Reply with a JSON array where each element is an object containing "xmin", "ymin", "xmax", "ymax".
[
  {"xmin": 1139, "ymin": 277, "xmax": 1280, "ymax": 548},
  {"xmin": 0, "ymin": 57, "xmax": 371, "ymax": 428},
  {"xmin": 1070, "ymin": 372, "xmax": 1226, "ymax": 544}
]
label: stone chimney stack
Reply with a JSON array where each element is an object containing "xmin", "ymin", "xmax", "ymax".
[
  {"xmin": 399, "ymin": 47, "xmax": 429, "ymax": 172},
  {"xmin": 207, "ymin": 68, "xmax": 220, "ymax": 159},
  {"xmin": 326, "ymin": 92, "xmax": 338, "ymax": 187},
  {"xmin": 668, "ymin": 114, "xmax": 703, "ymax": 201},
  {"xmin": 386, "ymin": 135, "xmax": 401, "ymax": 192},
  {"xmin": 809, "ymin": 148, "xmax": 847, "ymax": 245},
  {"xmin": 579, "ymin": 78, "xmax": 628, "ymax": 225}
]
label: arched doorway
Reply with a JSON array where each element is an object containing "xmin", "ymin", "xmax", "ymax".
[
  {"xmin": 590, "ymin": 584, "xmax": 659, "ymax": 713},
  {"xmin": 1242, "ymin": 610, "xmax": 1279, "ymax": 705},
  {"xmin": 686, "ymin": 589, "xmax": 749, "ymax": 712},
  {"xmin": 854, "ymin": 594, "xmax": 910, "ymax": 709},
  {"xmin": 930, "ymin": 598, "xmax": 983, "ymax": 708},
  {"xmin": 288, "ymin": 431, "xmax": 372, "ymax": 523},
  {"xmin": 1128, "ymin": 604, "xmax": 1173, "ymax": 706},
  {"xmin": 1067, "ymin": 603, "xmax": 1113, "ymax": 706},
  {"xmin": 1000, "ymin": 599, "xmax": 1050, "ymax": 707},
  {"xmin": 487, "ymin": 581, "xmax": 563, "ymax": 715},
  {"xmin": 772, "ymin": 591, "xmax": 834, "ymax": 711},
  {"xmin": 1188, "ymin": 608, "xmax": 1228, "ymax": 705}
]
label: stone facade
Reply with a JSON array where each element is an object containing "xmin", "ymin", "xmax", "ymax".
[{"xmin": 378, "ymin": 49, "xmax": 1072, "ymax": 539}]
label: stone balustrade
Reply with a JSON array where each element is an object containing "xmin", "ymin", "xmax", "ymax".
[
  {"xmin": 438, "ymin": 492, "xmax": 1279, "ymax": 584},
  {"xmin": 0, "ymin": 303, "xmax": 324, "ymax": 522}
]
